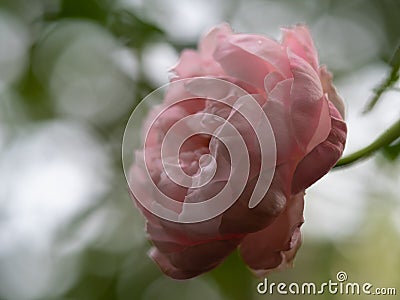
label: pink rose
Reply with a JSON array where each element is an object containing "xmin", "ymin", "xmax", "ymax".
[{"xmin": 126, "ymin": 23, "xmax": 347, "ymax": 279}]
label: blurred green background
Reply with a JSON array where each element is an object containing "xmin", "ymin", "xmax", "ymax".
[{"xmin": 0, "ymin": 0, "xmax": 399, "ymax": 299}]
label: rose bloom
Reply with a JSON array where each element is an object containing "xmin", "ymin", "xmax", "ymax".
[{"xmin": 128, "ymin": 23, "xmax": 347, "ymax": 279}]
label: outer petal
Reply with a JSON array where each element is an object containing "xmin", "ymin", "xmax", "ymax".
[
  {"xmin": 170, "ymin": 24, "xmax": 232, "ymax": 80},
  {"xmin": 239, "ymin": 192, "xmax": 304, "ymax": 270},
  {"xmin": 263, "ymin": 65, "xmax": 330, "ymax": 164},
  {"xmin": 214, "ymin": 34, "xmax": 291, "ymax": 88},
  {"xmin": 170, "ymin": 50, "xmax": 204, "ymax": 79},
  {"xmin": 281, "ymin": 25, "xmax": 319, "ymax": 71},
  {"xmin": 252, "ymin": 229, "xmax": 302, "ymax": 277},
  {"xmin": 288, "ymin": 51, "xmax": 331, "ymax": 153},
  {"xmin": 199, "ymin": 22, "xmax": 233, "ymax": 57},
  {"xmin": 319, "ymin": 65, "xmax": 346, "ymax": 118},
  {"xmin": 291, "ymin": 102, "xmax": 347, "ymax": 194},
  {"xmin": 277, "ymin": 227, "xmax": 302, "ymax": 268},
  {"xmin": 169, "ymin": 50, "xmax": 223, "ymax": 80},
  {"xmin": 149, "ymin": 237, "xmax": 242, "ymax": 280}
]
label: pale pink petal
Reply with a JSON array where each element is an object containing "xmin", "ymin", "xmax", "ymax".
[
  {"xmin": 264, "ymin": 71, "xmax": 285, "ymax": 95},
  {"xmin": 160, "ymin": 102, "xmax": 192, "ymax": 125},
  {"xmin": 214, "ymin": 34, "xmax": 291, "ymax": 88},
  {"xmin": 163, "ymin": 81, "xmax": 206, "ymax": 113},
  {"xmin": 281, "ymin": 25, "xmax": 319, "ymax": 71},
  {"xmin": 199, "ymin": 23, "xmax": 233, "ymax": 57},
  {"xmin": 320, "ymin": 65, "xmax": 346, "ymax": 118},
  {"xmin": 185, "ymin": 76, "xmax": 246, "ymax": 101},
  {"xmin": 226, "ymin": 34, "xmax": 292, "ymax": 77},
  {"xmin": 169, "ymin": 50, "xmax": 223, "ymax": 80},
  {"xmin": 289, "ymin": 50, "xmax": 323, "ymax": 106},
  {"xmin": 170, "ymin": 50, "xmax": 204, "ymax": 79}
]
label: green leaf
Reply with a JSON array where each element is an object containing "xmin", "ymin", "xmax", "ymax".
[
  {"xmin": 382, "ymin": 140, "xmax": 400, "ymax": 161},
  {"xmin": 108, "ymin": 10, "xmax": 165, "ymax": 49}
]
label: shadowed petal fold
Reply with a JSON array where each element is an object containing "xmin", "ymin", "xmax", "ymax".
[{"xmin": 239, "ymin": 192, "xmax": 304, "ymax": 271}]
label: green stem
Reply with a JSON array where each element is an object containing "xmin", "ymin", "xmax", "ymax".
[
  {"xmin": 334, "ymin": 118, "xmax": 400, "ymax": 168},
  {"xmin": 363, "ymin": 45, "xmax": 400, "ymax": 113}
]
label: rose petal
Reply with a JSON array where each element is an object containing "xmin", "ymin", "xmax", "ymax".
[
  {"xmin": 170, "ymin": 50, "xmax": 204, "ymax": 79},
  {"xmin": 289, "ymin": 51, "xmax": 331, "ymax": 153},
  {"xmin": 239, "ymin": 192, "xmax": 304, "ymax": 270},
  {"xmin": 170, "ymin": 50, "xmax": 223, "ymax": 80},
  {"xmin": 252, "ymin": 229, "xmax": 302, "ymax": 277},
  {"xmin": 148, "ymin": 247, "xmax": 214, "ymax": 280},
  {"xmin": 291, "ymin": 102, "xmax": 347, "ymax": 194},
  {"xmin": 199, "ymin": 22, "xmax": 233, "ymax": 57},
  {"xmin": 281, "ymin": 25, "xmax": 319, "ymax": 71},
  {"xmin": 149, "ymin": 238, "xmax": 241, "ymax": 279},
  {"xmin": 214, "ymin": 34, "xmax": 290, "ymax": 88},
  {"xmin": 320, "ymin": 65, "xmax": 346, "ymax": 118},
  {"xmin": 264, "ymin": 71, "xmax": 286, "ymax": 95},
  {"xmin": 263, "ymin": 82, "xmax": 303, "ymax": 164},
  {"xmin": 219, "ymin": 162, "xmax": 294, "ymax": 235}
]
